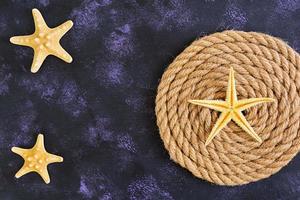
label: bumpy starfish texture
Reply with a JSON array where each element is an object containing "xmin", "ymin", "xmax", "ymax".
[
  {"xmin": 10, "ymin": 8, "xmax": 73, "ymax": 73},
  {"xmin": 11, "ymin": 134, "xmax": 63, "ymax": 184},
  {"xmin": 189, "ymin": 67, "xmax": 275, "ymax": 146}
]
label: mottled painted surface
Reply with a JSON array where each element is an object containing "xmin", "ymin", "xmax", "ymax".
[{"xmin": 0, "ymin": 0, "xmax": 300, "ymax": 199}]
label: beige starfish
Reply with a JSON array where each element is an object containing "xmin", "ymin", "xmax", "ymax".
[
  {"xmin": 10, "ymin": 8, "xmax": 73, "ymax": 73},
  {"xmin": 11, "ymin": 134, "xmax": 63, "ymax": 184},
  {"xmin": 189, "ymin": 67, "xmax": 275, "ymax": 146}
]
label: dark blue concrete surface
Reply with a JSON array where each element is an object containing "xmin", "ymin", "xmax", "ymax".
[{"xmin": 0, "ymin": 0, "xmax": 300, "ymax": 199}]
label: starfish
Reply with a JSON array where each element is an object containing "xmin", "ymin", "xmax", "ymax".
[
  {"xmin": 188, "ymin": 67, "xmax": 275, "ymax": 146},
  {"xmin": 11, "ymin": 134, "xmax": 63, "ymax": 184},
  {"xmin": 10, "ymin": 8, "xmax": 73, "ymax": 73}
]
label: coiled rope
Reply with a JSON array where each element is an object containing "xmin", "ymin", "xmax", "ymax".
[{"xmin": 155, "ymin": 30, "xmax": 300, "ymax": 185}]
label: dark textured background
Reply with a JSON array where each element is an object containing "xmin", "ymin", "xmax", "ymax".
[{"xmin": 0, "ymin": 0, "xmax": 300, "ymax": 199}]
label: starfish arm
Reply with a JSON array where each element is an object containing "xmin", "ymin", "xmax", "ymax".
[
  {"xmin": 50, "ymin": 20, "xmax": 73, "ymax": 40},
  {"xmin": 226, "ymin": 67, "xmax": 237, "ymax": 106},
  {"xmin": 31, "ymin": 49, "xmax": 48, "ymax": 73},
  {"xmin": 33, "ymin": 134, "xmax": 45, "ymax": 150},
  {"xmin": 232, "ymin": 111, "xmax": 262, "ymax": 143},
  {"xmin": 15, "ymin": 165, "xmax": 33, "ymax": 178},
  {"xmin": 49, "ymin": 43, "xmax": 73, "ymax": 63},
  {"xmin": 46, "ymin": 153, "xmax": 63, "ymax": 164},
  {"xmin": 188, "ymin": 99, "xmax": 228, "ymax": 112},
  {"xmin": 10, "ymin": 35, "xmax": 33, "ymax": 47},
  {"xmin": 235, "ymin": 98, "xmax": 275, "ymax": 111},
  {"xmin": 32, "ymin": 8, "xmax": 49, "ymax": 32},
  {"xmin": 205, "ymin": 111, "xmax": 232, "ymax": 146},
  {"xmin": 11, "ymin": 147, "xmax": 29, "ymax": 156},
  {"xmin": 39, "ymin": 168, "xmax": 51, "ymax": 184}
]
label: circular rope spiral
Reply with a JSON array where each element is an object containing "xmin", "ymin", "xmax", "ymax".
[{"xmin": 155, "ymin": 30, "xmax": 300, "ymax": 186}]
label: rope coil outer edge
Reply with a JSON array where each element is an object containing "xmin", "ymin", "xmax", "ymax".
[{"xmin": 155, "ymin": 30, "xmax": 300, "ymax": 186}]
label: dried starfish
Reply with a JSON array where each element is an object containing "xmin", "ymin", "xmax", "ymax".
[
  {"xmin": 11, "ymin": 134, "xmax": 63, "ymax": 184},
  {"xmin": 189, "ymin": 67, "xmax": 275, "ymax": 146},
  {"xmin": 10, "ymin": 8, "xmax": 73, "ymax": 73}
]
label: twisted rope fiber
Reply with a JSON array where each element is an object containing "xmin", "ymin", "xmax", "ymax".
[{"xmin": 155, "ymin": 30, "xmax": 300, "ymax": 186}]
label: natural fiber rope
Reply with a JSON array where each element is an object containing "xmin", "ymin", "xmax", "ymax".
[{"xmin": 155, "ymin": 30, "xmax": 300, "ymax": 186}]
